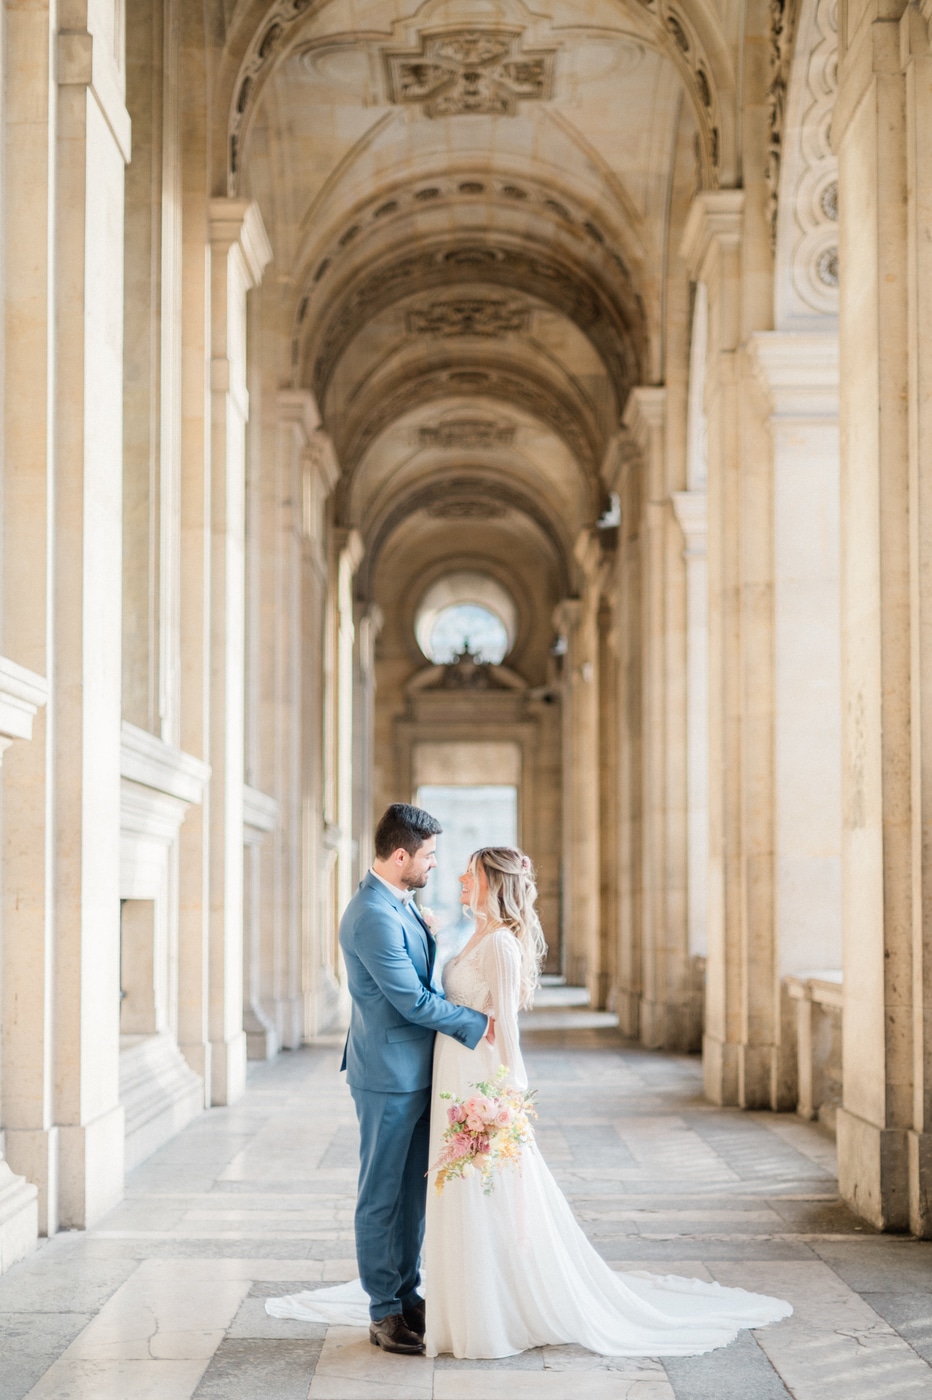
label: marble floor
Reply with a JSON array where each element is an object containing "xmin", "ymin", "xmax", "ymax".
[{"xmin": 2, "ymin": 1023, "xmax": 932, "ymax": 1400}]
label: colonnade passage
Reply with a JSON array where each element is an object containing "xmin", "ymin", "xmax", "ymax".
[
  {"xmin": 3, "ymin": 1019, "xmax": 932, "ymax": 1399},
  {"xmin": 0, "ymin": 0, "xmax": 932, "ymax": 1283}
]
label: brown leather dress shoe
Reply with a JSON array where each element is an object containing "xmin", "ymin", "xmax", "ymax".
[
  {"xmin": 402, "ymin": 1297, "xmax": 426, "ymax": 1337},
  {"xmin": 369, "ymin": 1313, "xmax": 426, "ymax": 1354}
]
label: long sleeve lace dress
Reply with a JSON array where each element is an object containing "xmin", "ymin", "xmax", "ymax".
[{"xmin": 422, "ymin": 926, "xmax": 791, "ymax": 1359}]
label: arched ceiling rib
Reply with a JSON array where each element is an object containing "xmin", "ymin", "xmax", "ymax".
[
  {"xmin": 358, "ymin": 471, "xmax": 574, "ymax": 601},
  {"xmin": 302, "ymin": 228, "xmax": 644, "ymax": 409}
]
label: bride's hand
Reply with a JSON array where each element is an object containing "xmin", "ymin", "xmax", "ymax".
[{"xmin": 485, "ymin": 1016, "xmax": 496, "ymax": 1045}]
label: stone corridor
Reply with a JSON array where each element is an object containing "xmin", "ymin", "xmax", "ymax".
[{"xmin": 2, "ymin": 1023, "xmax": 932, "ymax": 1400}]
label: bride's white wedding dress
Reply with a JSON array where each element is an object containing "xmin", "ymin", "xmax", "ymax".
[{"xmin": 267, "ymin": 927, "xmax": 792, "ymax": 1357}]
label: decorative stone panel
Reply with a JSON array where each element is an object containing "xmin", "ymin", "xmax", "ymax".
[{"xmin": 383, "ymin": 29, "xmax": 555, "ymax": 117}]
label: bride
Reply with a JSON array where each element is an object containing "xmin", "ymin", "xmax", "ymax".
[{"xmin": 268, "ymin": 845, "xmax": 792, "ymax": 1358}]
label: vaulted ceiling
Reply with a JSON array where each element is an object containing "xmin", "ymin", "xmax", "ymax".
[{"xmin": 228, "ymin": 0, "xmax": 724, "ymax": 669}]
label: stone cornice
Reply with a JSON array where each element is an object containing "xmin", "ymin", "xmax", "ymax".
[
  {"xmin": 623, "ymin": 386, "xmax": 667, "ymax": 451},
  {"xmin": 680, "ymin": 191, "xmax": 745, "ymax": 282},
  {"xmin": 120, "ymin": 723, "xmax": 211, "ymax": 807},
  {"xmin": 833, "ymin": 12, "xmax": 903, "ymax": 154},
  {"xmin": 671, "ymin": 490, "xmax": 709, "ymax": 556},
  {"xmin": 336, "ymin": 527, "xmax": 365, "ymax": 574},
  {"xmin": 208, "ymin": 198, "xmax": 273, "ymax": 288},
  {"xmin": 748, "ymin": 331, "xmax": 839, "ymax": 418},
  {"xmin": 244, "ymin": 785, "xmax": 279, "ymax": 845},
  {"xmin": 278, "ymin": 390, "xmax": 322, "ymax": 443},
  {"xmin": 0, "ymin": 657, "xmax": 47, "ymax": 752},
  {"xmin": 310, "ymin": 431, "xmax": 340, "ymax": 496}
]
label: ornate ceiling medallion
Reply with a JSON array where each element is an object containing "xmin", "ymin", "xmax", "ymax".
[
  {"xmin": 420, "ymin": 420, "xmax": 516, "ymax": 449},
  {"xmin": 426, "ymin": 500, "xmax": 507, "ymax": 520},
  {"xmin": 407, "ymin": 299, "xmax": 529, "ymax": 338},
  {"xmin": 383, "ymin": 28, "xmax": 555, "ymax": 117}
]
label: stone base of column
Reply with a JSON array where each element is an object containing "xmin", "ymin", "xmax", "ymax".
[
  {"xmin": 908, "ymin": 1130, "xmax": 932, "ymax": 1238},
  {"xmin": 276, "ymin": 995, "xmax": 304, "ymax": 1051},
  {"xmin": 245, "ymin": 1003, "xmax": 280, "ymax": 1061},
  {"xmin": 120, "ymin": 1033, "xmax": 205, "ymax": 1172},
  {"xmin": 210, "ymin": 1029, "xmax": 248, "ymax": 1106},
  {"xmin": 4, "ymin": 1126, "xmax": 59, "ymax": 1236},
  {"xmin": 306, "ymin": 966, "xmax": 344, "ymax": 1039},
  {"xmin": 0, "ymin": 1157, "xmax": 38, "ymax": 1274},
  {"xmin": 703, "ymin": 1033, "xmax": 740, "ymax": 1105},
  {"xmin": 738, "ymin": 1043, "xmax": 775, "ymax": 1109},
  {"xmin": 58, "ymin": 1103, "xmax": 125, "ymax": 1229},
  {"xmin": 179, "ymin": 1038, "xmax": 213, "ymax": 1099},
  {"xmin": 615, "ymin": 989, "xmax": 640, "ymax": 1039},
  {"xmin": 639, "ymin": 996, "xmax": 702, "ymax": 1053},
  {"xmin": 836, "ymin": 1106, "xmax": 909, "ymax": 1231}
]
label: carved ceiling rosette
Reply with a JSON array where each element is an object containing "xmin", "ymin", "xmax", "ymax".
[
  {"xmin": 419, "ymin": 419, "xmax": 516, "ymax": 450},
  {"xmin": 383, "ymin": 28, "xmax": 556, "ymax": 117},
  {"xmin": 406, "ymin": 299, "xmax": 530, "ymax": 338}
]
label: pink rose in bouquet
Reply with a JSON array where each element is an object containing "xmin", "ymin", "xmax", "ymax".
[{"xmin": 431, "ymin": 1067, "xmax": 537, "ymax": 1195}]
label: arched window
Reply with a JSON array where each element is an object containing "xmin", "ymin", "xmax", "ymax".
[
  {"xmin": 415, "ymin": 572, "xmax": 516, "ymax": 665},
  {"xmin": 427, "ymin": 603, "xmax": 509, "ymax": 664}
]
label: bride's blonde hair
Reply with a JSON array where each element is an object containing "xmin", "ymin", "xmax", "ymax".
[{"xmin": 467, "ymin": 847, "xmax": 547, "ymax": 1008}]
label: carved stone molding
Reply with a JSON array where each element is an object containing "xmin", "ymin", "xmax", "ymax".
[
  {"xmin": 774, "ymin": 0, "xmax": 839, "ymax": 324},
  {"xmin": 407, "ymin": 299, "xmax": 529, "ymax": 337},
  {"xmin": 766, "ymin": 0, "xmax": 799, "ymax": 250},
  {"xmin": 420, "ymin": 419, "xmax": 516, "ymax": 449},
  {"xmin": 342, "ymin": 363, "xmax": 599, "ymax": 472},
  {"xmin": 426, "ymin": 500, "xmax": 507, "ymax": 520},
  {"xmin": 383, "ymin": 28, "xmax": 555, "ymax": 117}
]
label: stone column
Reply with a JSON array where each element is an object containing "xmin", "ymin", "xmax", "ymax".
[
  {"xmin": 832, "ymin": 0, "xmax": 932, "ymax": 1232},
  {"xmin": 265, "ymin": 392, "xmax": 320, "ymax": 1049},
  {"xmin": 904, "ymin": 0, "xmax": 932, "ymax": 1238},
  {"xmin": 672, "ymin": 279, "xmax": 710, "ymax": 1030},
  {"xmin": 354, "ymin": 605, "xmax": 383, "ymax": 888},
  {"xmin": 301, "ymin": 429, "xmax": 341, "ymax": 1036},
  {"xmin": 748, "ymin": 333, "xmax": 841, "ymax": 1107},
  {"xmin": 53, "ymin": 7, "xmax": 133, "ymax": 1225},
  {"xmin": 206, "ymin": 199, "xmax": 271, "ymax": 1104},
  {"xmin": 605, "ymin": 436, "xmax": 644, "ymax": 1036},
  {"xmin": 555, "ymin": 535, "xmax": 603, "ymax": 1002},
  {"xmin": 671, "ymin": 491, "xmax": 708, "ymax": 1031},
  {"xmin": 625, "ymin": 388, "xmax": 691, "ymax": 1049},
  {"xmin": 176, "ymin": 1, "xmax": 213, "ymax": 1099},
  {"xmin": 682, "ymin": 192, "xmax": 757, "ymax": 1106},
  {"xmin": 334, "ymin": 530, "xmax": 364, "ymax": 926},
  {"xmin": 0, "ymin": 664, "xmax": 49, "ymax": 1266},
  {"xmin": 1, "ymin": 0, "xmax": 58, "ymax": 1245}
]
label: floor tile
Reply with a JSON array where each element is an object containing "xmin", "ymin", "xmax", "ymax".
[
  {"xmin": 22, "ymin": 1359, "xmax": 209, "ymax": 1400},
  {"xmin": 432, "ymin": 1372, "xmax": 675, "ymax": 1398},
  {"xmin": 193, "ymin": 1339, "xmax": 322, "ymax": 1399},
  {"xmin": 307, "ymin": 1325, "xmax": 433, "ymax": 1399},
  {"xmin": 7, "ymin": 1031, "xmax": 932, "ymax": 1400}
]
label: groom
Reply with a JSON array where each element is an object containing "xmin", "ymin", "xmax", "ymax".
[{"xmin": 339, "ymin": 803, "xmax": 491, "ymax": 1354}]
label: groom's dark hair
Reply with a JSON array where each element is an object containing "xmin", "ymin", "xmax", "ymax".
[{"xmin": 374, "ymin": 803, "xmax": 442, "ymax": 858}]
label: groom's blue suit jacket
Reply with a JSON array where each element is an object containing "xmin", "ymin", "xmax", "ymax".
[{"xmin": 339, "ymin": 871, "xmax": 487, "ymax": 1092}]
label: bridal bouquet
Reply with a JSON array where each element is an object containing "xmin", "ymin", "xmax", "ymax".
[{"xmin": 431, "ymin": 1066, "xmax": 537, "ymax": 1196}]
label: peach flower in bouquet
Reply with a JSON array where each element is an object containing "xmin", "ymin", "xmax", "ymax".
[{"xmin": 431, "ymin": 1066, "xmax": 537, "ymax": 1195}]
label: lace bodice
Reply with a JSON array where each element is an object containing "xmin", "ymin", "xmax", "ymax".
[{"xmin": 442, "ymin": 928, "xmax": 527, "ymax": 1090}]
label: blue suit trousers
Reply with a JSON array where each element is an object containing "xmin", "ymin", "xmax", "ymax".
[{"xmin": 350, "ymin": 1083, "xmax": 432, "ymax": 1320}]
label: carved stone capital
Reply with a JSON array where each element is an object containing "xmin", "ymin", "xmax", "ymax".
[{"xmin": 680, "ymin": 191, "xmax": 744, "ymax": 283}]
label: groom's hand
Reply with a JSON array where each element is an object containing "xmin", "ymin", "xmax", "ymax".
[{"xmin": 485, "ymin": 1016, "xmax": 496, "ymax": 1045}]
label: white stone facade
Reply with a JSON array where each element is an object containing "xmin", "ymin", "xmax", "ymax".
[{"xmin": 0, "ymin": 0, "xmax": 930, "ymax": 1269}]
